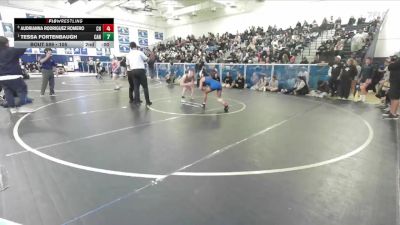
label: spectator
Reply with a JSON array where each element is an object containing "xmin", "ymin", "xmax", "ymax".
[
  {"xmin": 88, "ymin": 57, "xmax": 95, "ymax": 74},
  {"xmin": 111, "ymin": 57, "xmax": 121, "ymax": 90},
  {"xmin": 166, "ymin": 62, "xmax": 176, "ymax": 84},
  {"xmin": 282, "ymin": 75, "xmax": 309, "ymax": 95},
  {"xmin": 251, "ymin": 76, "xmax": 267, "ymax": 91},
  {"xmin": 222, "ymin": 72, "xmax": 233, "ymax": 88},
  {"xmin": 348, "ymin": 16, "xmax": 356, "ymax": 25},
  {"xmin": 338, "ymin": 58, "xmax": 358, "ymax": 100},
  {"xmin": 359, "ymin": 57, "xmax": 374, "ymax": 102},
  {"xmin": 351, "ymin": 30, "xmax": 366, "ymax": 52},
  {"xmin": 376, "ymin": 60, "xmax": 391, "ymax": 108},
  {"xmin": 300, "ymin": 57, "xmax": 309, "ymax": 64},
  {"xmin": 264, "ymin": 75, "xmax": 279, "ymax": 92},
  {"xmin": 147, "ymin": 52, "xmax": 156, "ymax": 79},
  {"xmin": 328, "ymin": 55, "xmax": 343, "ymax": 96},
  {"xmin": 233, "ymin": 73, "xmax": 245, "ymax": 89},
  {"xmin": 384, "ymin": 55, "xmax": 400, "ymax": 120},
  {"xmin": 119, "ymin": 56, "xmax": 127, "ymax": 78}
]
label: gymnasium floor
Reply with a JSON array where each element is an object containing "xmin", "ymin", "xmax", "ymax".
[{"xmin": 0, "ymin": 75, "xmax": 399, "ymax": 225}]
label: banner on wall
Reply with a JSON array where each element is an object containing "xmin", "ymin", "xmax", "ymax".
[
  {"xmin": 138, "ymin": 29, "xmax": 148, "ymax": 47},
  {"xmin": 155, "ymin": 32, "xmax": 163, "ymax": 40},
  {"xmin": 80, "ymin": 48, "xmax": 87, "ymax": 55},
  {"xmin": 138, "ymin": 29, "xmax": 148, "ymax": 38},
  {"xmin": 2, "ymin": 22, "xmax": 13, "ymax": 38},
  {"xmin": 118, "ymin": 26, "xmax": 130, "ymax": 53},
  {"xmin": 26, "ymin": 13, "xmax": 44, "ymax": 18},
  {"xmin": 117, "ymin": 26, "xmax": 129, "ymax": 35},
  {"xmin": 119, "ymin": 44, "xmax": 130, "ymax": 53},
  {"xmin": 73, "ymin": 48, "xmax": 80, "ymax": 54},
  {"xmin": 118, "ymin": 35, "xmax": 129, "ymax": 44},
  {"xmin": 138, "ymin": 38, "xmax": 148, "ymax": 47}
]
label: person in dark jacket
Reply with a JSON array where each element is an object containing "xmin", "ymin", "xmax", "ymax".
[
  {"xmin": 359, "ymin": 57, "xmax": 374, "ymax": 102},
  {"xmin": 0, "ymin": 36, "xmax": 33, "ymax": 113},
  {"xmin": 329, "ymin": 56, "xmax": 343, "ymax": 97},
  {"xmin": 338, "ymin": 58, "xmax": 358, "ymax": 99},
  {"xmin": 233, "ymin": 72, "xmax": 245, "ymax": 89},
  {"xmin": 222, "ymin": 72, "xmax": 233, "ymax": 88},
  {"xmin": 384, "ymin": 55, "xmax": 400, "ymax": 119}
]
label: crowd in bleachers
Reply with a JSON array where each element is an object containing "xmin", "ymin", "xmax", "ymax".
[
  {"xmin": 153, "ymin": 20, "xmax": 323, "ymax": 64},
  {"xmin": 316, "ymin": 16, "xmax": 381, "ymax": 63},
  {"xmin": 152, "ymin": 16, "xmax": 381, "ymax": 66}
]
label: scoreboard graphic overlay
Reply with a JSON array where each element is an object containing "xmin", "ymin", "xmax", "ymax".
[{"xmin": 14, "ymin": 18, "xmax": 114, "ymax": 48}]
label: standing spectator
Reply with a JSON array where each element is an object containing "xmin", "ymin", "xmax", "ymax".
[
  {"xmin": 39, "ymin": 48, "xmax": 57, "ymax": 97},
  {"xmin": 328, "ymin": 56, "xmax": 343, "ymax": 97},
  {"xmin": 359, "ymin": 57, "xmax": 374, "ymax": 102},
  {"xmin": 348, "ymin": 16, "xmax": 356, "ymax": 25},
  {"xmin": 126, "ymin": 42, "xmax": 151, "ymax": 105},
  {"xmin": 351, "ymin": 30, "xmax": 366, "ymax": 52},
  {"xmin": 338, "ymin": 58, "xmax": 358, "ymax": 100},
  {"xmin": 0, "ymin": 36, "xmax": 33, "ymax": 113},
  {"xmin": 384, "ymin": 56, "xmax": 400, "ymax": 119},
  {"xmin": 95, "ymin": 59, "xmax": 102, "ymax": 79},
  {"xmin": 88, "ymin": 57, "xmax": 95, "ymax": 74},
  {"xmin": 376, "ymin": 59, "xmax": 391, "ymax": 108},
  {"xmin": 147, "ymin": 52, "xmax": 156, "ymax": 79},
  {"xmin": 111, "ymin": 57, "xmax": 121, "ymax": 90},
  {"xmin": 119, "ymin": 56, "xmax": 127, "ymax": 78}
]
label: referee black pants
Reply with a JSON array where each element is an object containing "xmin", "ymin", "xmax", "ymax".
[
  {"xmin": 133, "ymin": 69, "xmax": 150, "ymax": 104},
  {"xmin": 127, "ymin": 70, "xmax": 135, "ymax": 101}
]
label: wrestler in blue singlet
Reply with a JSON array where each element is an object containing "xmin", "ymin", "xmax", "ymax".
[{"xmin": 203, "ymin": 76, "xmax": 222, "ymax": 91}]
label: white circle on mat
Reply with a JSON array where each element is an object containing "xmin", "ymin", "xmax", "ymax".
[{"xmin": 13, "ymin": 94, "xmax": 373, "ymax": 179}]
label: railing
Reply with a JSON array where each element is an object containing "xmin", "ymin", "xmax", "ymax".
[
  {"xmin": 364, "ymin": 9, "xmax": 389, "ymax": 60},
  {"xmin": 155, "ymin": 63, "xmax": 330, "ymax": 90}
]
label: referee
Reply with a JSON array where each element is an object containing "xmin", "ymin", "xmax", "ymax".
[{"xmin": 126, "ymin": 42, "xmax": 152, "ymax": 105}]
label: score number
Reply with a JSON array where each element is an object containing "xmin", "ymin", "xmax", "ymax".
[
  {"xmin": 102, "ymin": 24, "xmax": 114, "ymax": 32},
  {"xmin": 102, "ymin": 24, "xmax": 114, "ymax": 41}
]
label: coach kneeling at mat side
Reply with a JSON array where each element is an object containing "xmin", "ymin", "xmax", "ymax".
[
  {"xmin": 0, "ymin": 36, "xmax": 33, "ymax": 113},
  {"xmin": 126, "ymin": 42, "xmax": 152, "ymax": 106},
  {"xmin": 39, "ymin": 48, "xmax": 57, "ymax": 97}
]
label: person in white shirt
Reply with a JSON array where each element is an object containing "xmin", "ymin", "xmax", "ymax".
[{"xmin": 126, "ymin": 42, "xmax": 151, "ymax": 105}]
